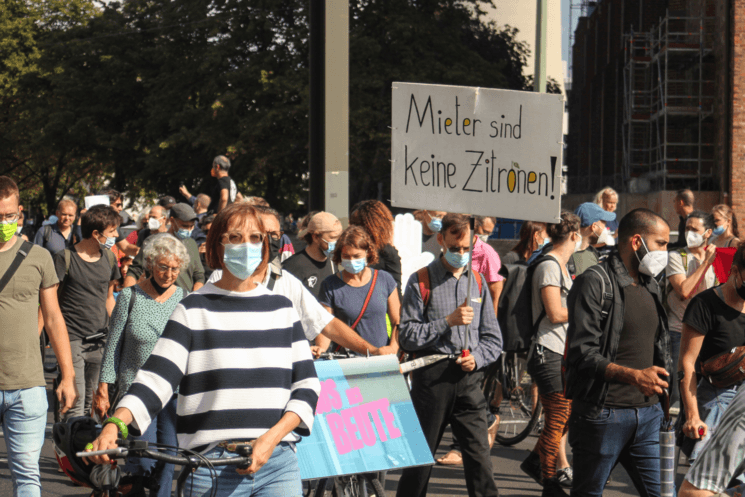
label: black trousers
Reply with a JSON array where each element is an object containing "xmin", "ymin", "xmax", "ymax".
[{"xmin": 396, "ymin": 360, "xmax": 499, "ymax": 497}]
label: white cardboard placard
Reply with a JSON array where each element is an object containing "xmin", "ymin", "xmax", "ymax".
[
  {"xmin": 84, "ymin": 195, "xmax": 110, "ymax": 209},
  {"xmin": 391, "ymin": 82, "xmax": 563, "ymax": 223}
]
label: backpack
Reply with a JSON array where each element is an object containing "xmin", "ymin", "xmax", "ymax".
[
  {"xmin": 561, "ymin": 264, "xmax": 614, "ymax": 398},
  {"xmin": 43, "ymin": 225, "xmax": 78, "ymax": 249},
  {"xmin": 58, "ymin": 248, "xmax": 117, "ymax": 299},
  {"xmin": 496, "ymin": 254, "xmax": 563, "ymax": 352},
  {"xmin": 416, "ymin": 266, "xmax": 482, "ymax": 309}
]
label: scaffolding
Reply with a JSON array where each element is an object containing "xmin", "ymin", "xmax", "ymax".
[{"xmin": 622, "ymin": 11, "xmax": 715, "ymax": 191}]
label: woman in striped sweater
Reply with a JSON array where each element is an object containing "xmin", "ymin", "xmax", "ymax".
[{"xmin": 85, "ymin": 202, "xmax": 321, "ymax": 496}]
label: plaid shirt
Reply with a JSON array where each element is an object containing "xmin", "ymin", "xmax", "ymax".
[
  {"xmin": 399, "ymin": 257, "xmax": 502, "ymax": 370},
  {"xmin": 685, "ymin": 385, "xmax": 745, "ymax": 495}
]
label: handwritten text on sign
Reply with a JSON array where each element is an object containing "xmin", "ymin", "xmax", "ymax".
[
  {"xmin": 391, "ymin": 82, "xmax": 563, "ymax": 223},
  {"xmin": 296, "ymin": 356, "xmax": 433, "ymax": 480}
]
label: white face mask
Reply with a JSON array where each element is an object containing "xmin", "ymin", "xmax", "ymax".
[
  {"xmin": 477, "ymin": 234, "xmax": 489, "ymax": 243},
  {"xmin": 148, "ymin": 218, "xmax": 161, "ymax": 231},
  {"xmin": 597, "ymin": 228, "xmax": 609, "ymax": 245},
  {"xmin": 574, "ymin": 233, "xmax": 583, "ymax": 252},
  {"xmin": 686, "ymin": 230, "xmax": 705, "ymax": 249},
  {"xmin": 635, "ymin": 237, "xmax": 668, "ymax": 277}
]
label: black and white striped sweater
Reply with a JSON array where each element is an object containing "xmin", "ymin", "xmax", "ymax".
[{"xmin": 118, "ymin": 283, "xmax": 320, "ymax": 451}]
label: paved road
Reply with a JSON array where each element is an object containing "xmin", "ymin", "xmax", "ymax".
[{"xmin": 0, "ymin": 353, "xmax": 691, "ymax": 496}]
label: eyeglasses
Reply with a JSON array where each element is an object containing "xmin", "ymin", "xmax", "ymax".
[
  {"xmin": 155, "ymin": 263, "xmax": 181, "ymax": 274},
  {"xmin": 0, "ymin": 213, "xmax": 20, "ymax": 223},
  {"xmin": 222, "ymin": 231, "xmax": 265, "ymax": 245},
  {"xmin": 266, "ymin": 230, "xmax": 283, "ymax": 241}
]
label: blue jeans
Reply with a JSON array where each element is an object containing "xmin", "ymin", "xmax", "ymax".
[
  {"xmin": 123, "ymin": 395, "xmax": 178, "ymax": 497},
  {"xmin": 0, "ymin": 387, "xmax": 48, "ymax": 497},
  {"xmin": 569, "ymin": 404, "xmax": 664, "ymax": 497},
  {"xmin": 187, "ymin": 442, "xmax": 302, "ymax": 497}
]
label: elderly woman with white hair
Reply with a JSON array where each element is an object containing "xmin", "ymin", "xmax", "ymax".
[{"xmin": 92, "ymin": 233, "xmax": 188, "ymax": 497}]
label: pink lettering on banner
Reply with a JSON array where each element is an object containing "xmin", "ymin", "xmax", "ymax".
[
  {"xmin": 317, "ymin": 379, "xmax": 343, "ymax": 415},
  {"xmin": 324, "ymin": 397, "xmax": 403, "ymax": 455},
  {"xmin": 327, "ymin": 413, "xmax": 352, "ymax": 455},
  {"xmin": 345, "ymin": 387, "xmax": 363, "ymax": 405}
]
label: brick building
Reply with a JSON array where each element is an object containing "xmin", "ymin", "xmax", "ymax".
[{"xmin": 567, "ymin": 0, "xmax": 745, "ymax": 227}]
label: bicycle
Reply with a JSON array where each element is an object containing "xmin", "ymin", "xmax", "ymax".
[
  {"xmin": 482, "ymin": 350, "xmax": 543, "ymax": 446},
  {"xmin": 76, "ymin": 438, "xmax": 253, "ymax": 497},
  {"xmin": 305, "ymin": 350, "xmax": 386, "ymax": 497}
]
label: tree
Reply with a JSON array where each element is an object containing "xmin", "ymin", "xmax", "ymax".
[
  {"xmin": 1, "ymin": 0, "xmax": 538, "ymax": 214},
  {"xmin": 347, "ymin": 0, "xmax": 536, "ymax": 202}
]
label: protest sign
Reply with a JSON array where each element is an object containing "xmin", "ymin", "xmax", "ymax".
[
  {"xmin": 84, "ymin": 195, "xmax": 110, "ymax": 209},
  {"xmin": 297, "ymin": 355, "xmax": 433, "ymax": 480},
  {"xmin": 391, "ymin": 82, "xmax": 564, "ymax": 223}
]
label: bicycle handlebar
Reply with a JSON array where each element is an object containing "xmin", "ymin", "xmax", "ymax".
[
  {"xmin": 317, "ymin": 351, "xmax": 353, "ymax": 360},
  {"xmin": 77, "ymin": 444, "xmax": 252, "ymax": 470}
]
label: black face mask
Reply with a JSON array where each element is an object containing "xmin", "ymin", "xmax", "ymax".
[
  {"xmin": 150, "ymin": 277, "xmax": 169, "ymax": 295},
  {"xmin": 269, "ymin": 237, "xmax": 282, "ymax": 261}
]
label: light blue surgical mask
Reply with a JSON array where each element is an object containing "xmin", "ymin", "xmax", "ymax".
[
  {"xmin": 341, "ymin": 257, "xmax": 367, "ymax": 274},
  {"xmin": 99, "ymin": 236, "xmax": 116, "ymax": 250},
  {"xmin": 223, "ymin": 242, "xmax": 263, "ymax": 280},
  {"xmin": 537, "ymin": 237, "xmax": 551, "ymax": 250},
  {"xmin": 176, "ymin": 228, "xmax": 193, "ymax": 240},
  {"xmin": 444, "ymin": 249, "xmax": 470, "ymax": 269},
  {"xmin": 428, "ymin": 217, "xmax": 443, "ymax": 233},
  {"xmin": 712, "ymin": 225, "xmax": 726, "ymax": 237},
  {"xmin": 322, "ymin": 239, "xmax": 336, "ymax": 258}
]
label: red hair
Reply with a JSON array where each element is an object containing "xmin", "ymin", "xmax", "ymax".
[{"xmin": 350, "ymin": 200, "xmax": 394, "ymax": 252}]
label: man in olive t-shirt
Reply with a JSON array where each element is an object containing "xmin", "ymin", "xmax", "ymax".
[{"xmin": 0, "ymin": 176, "xmax": 77, "ymax": 497}]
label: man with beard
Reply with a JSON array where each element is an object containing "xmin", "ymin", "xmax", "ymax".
[{"xmin": 569, "ymin": 203, "xmax": 617, "ymax": 276}]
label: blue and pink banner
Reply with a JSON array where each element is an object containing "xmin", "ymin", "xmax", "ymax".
[{"xmin": 297, "ymin": 355, "xmax": 434, "ymax": 480}]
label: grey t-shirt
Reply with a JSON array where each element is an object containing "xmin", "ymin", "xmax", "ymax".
[
  {"xmin": 54, "ymin": 248, "xmax": 121, "ymax": 340},
  {"xmin": 665, "ymin": 248, "xmax": 716, "ymax": 334},
  {"xmin": 531, "ymin": 255, "xmax": 572, "ymax": 355},
  {"xmin": 0, "ymin": 238, "xmax": 58, "ymax": 390}
]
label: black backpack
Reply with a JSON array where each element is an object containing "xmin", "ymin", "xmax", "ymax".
[{"xmin": 497, "ymin": 249, "xmax": 561, "ymax": 352}]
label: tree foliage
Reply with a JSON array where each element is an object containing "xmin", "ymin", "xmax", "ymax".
[{"xmin": 0, "ymin": 0, "xmax": 540, "ymax": 214}]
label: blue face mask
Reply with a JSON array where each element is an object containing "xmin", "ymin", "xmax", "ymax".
[
  {"xmin": 428, "ymin": 218, "xmax": 443, "ymax": 233},
  {"xmin": 176, "ymin": 228, "xmax": 193, "ymax": 240},
  {"xmin": 223, "ymin": 242, "xmax": 263, "ymax": 280},
  {"xmin": 322, "ymin": 239, "xmax": 336, "ymax": 258},
  {"xmin": 341, "ymin": 257, "xmax": 367, "ymax": 274},
  {"xmin": 99, "ymin": 236, "xmax": 116, "ymax": 250},
  {"xmin": 537, "ymin": 237, "xmax": 550, "ymax": 250},
  {"xmin": 444, "ymin": 249, "xmax": 470, "ymax": 269},
  {"xmin": 712, "ymin": 225, "xmax": 726, "ymax": 237}
]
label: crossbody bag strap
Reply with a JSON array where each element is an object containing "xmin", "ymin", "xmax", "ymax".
[
  {"xmin": 0, "ymin": 241, "xmax": 32, "ymax": 295},
  {"xmin": 351, "ymin": 269, "xmax": 379, "ymax": 330}
]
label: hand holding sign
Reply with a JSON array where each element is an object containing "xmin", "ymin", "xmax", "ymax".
[
  {"xmin": 446, "ymin": 301, "xmax": 474, "ymax": 327},
  {"xmin": 456, "ymin": 351, "xmax": 476, "ymax": 372}
]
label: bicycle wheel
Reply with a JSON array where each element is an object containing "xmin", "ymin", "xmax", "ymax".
[
  {"xmin": 488, "ymin": 351, "xmax": 542, "ymax": 446},
  {"xmin": 363, "ymin": 474, "xmax": 385, "ymax": 497}
]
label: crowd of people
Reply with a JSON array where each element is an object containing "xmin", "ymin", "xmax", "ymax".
[{"xmin": 2, "ymin": 162, "xmax": 745, "ymax": 497}]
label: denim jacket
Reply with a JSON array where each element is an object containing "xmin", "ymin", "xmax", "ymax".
[{"xmin": 564, "ymin": 252, "xmax": 672, "ymax": 418}]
